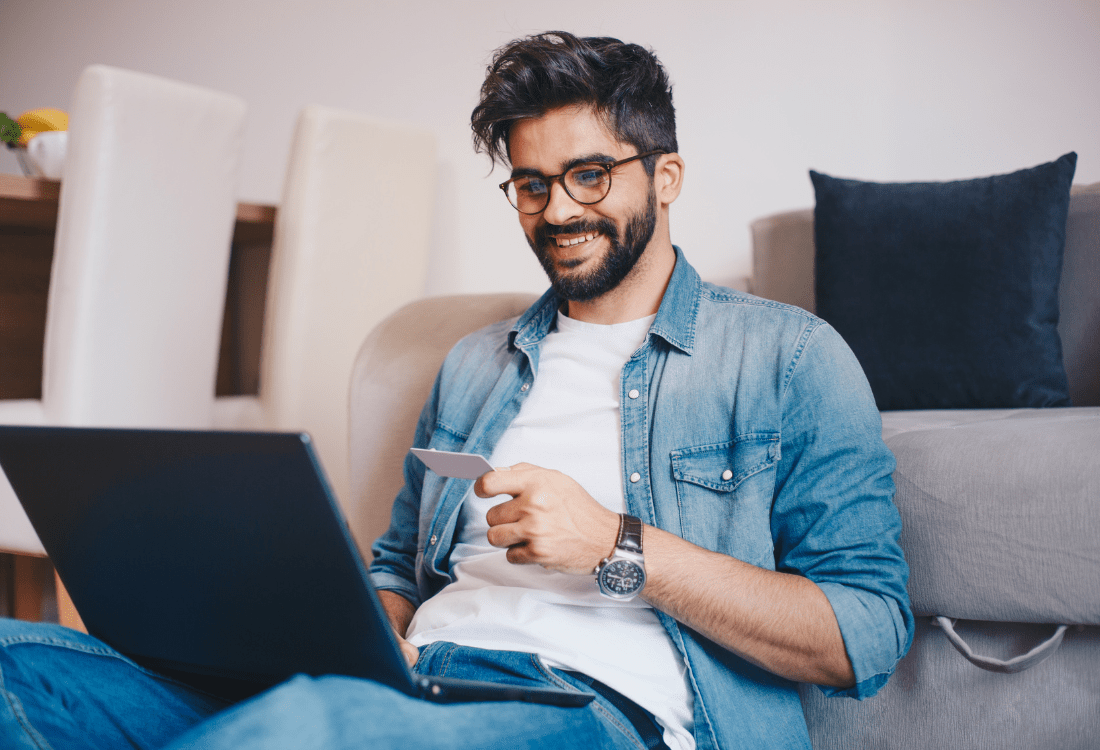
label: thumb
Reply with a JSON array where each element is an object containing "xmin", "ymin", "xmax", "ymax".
[{"xmin": 398, "ymin": 636, "xmax": 420, "ymax": 669}]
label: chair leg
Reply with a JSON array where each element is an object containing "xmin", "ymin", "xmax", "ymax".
[{"xmin": 55, "ymin": 570, "xmax": 85, "ymax": 632}]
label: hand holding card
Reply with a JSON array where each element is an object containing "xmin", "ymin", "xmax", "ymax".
[{"xmin": 410, "ymin": 448, "xmax": 495, "ymax": 480}]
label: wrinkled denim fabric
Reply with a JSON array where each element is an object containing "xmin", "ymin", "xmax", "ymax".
[
  {"xmin": 371, "ymin": 248, "xmax": 915, "ymax": 750},
  {"xmin": 0, "ymin": 620, "xmax": 648, "ymax": 750},
  {"xmin": 0, "ymin": 620, "xmax": 228, "ymax": 749}
]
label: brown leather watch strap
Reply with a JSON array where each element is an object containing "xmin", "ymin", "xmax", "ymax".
[{"xmin": 617, "ymin": 514, "xmax": 643, "ymax": 553}]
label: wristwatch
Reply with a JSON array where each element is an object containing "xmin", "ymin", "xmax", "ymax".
[{"xmin": 594, "ymin": 514, "xmax": 646, "ymax": 600}]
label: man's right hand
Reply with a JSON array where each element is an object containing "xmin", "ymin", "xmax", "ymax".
[{"xmin": 377, "ymin": 589, "xmax": 419, "ymax": 668}]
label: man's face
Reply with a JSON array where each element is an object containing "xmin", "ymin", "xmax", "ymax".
[{"xmin": 508, "ymin": 106, "xmax": 657, "ymax": 302}]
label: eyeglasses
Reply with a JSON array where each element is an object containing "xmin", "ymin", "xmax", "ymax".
[{"xmin": 499, "ymin": 149, "xmax": 667, "ymax": 215}]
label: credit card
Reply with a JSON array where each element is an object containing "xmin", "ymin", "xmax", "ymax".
[{"xmin": 410, "ymin": 448, "xmax": 495, "ymax": 479}]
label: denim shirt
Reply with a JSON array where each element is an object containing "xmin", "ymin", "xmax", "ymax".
[{"xmin": 371, "ymin": 248, "xmax": 914, "ymax": 750}]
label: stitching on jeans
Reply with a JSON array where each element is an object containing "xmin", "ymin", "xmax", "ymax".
[
  {"xmin": 528, "ymin": 655, "xmax": 647, "ymax": 750},
  {"xmin": 437, "ymin": 642, "xmax": 457, "ymax": 678},
  {"xmin": 412, "ymin": 640, "xmax": 441, "ymax": 674},
  {"xmin": 0, "ymin": 654, "xmax": 54, "ymax": 749},
  {"xmin": 411, "ymin": 646, "xmax": 427, "ymax": 674},
  {"xmin": 0, "ymin": 635, "xmax": 121, "ymax": 656}
]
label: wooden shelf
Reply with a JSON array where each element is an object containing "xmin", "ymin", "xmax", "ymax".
[
  {"xmin": 0, "ymin": 173, "xmax": 275, "ymax": 236},
  {"xmin": 0, "ymin": 174, "xmax": 61, "ymax": 230}
]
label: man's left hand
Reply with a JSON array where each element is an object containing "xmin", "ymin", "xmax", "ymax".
[{"xmin": 475, "ymin": 463, "xmax": 619, "ymax": 575}]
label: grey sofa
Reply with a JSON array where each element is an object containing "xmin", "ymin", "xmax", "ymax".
[{"xmin": 750, "ymin": 182, "xmax": 1100, "ymax": 748}]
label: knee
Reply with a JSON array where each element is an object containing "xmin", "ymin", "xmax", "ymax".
[
  {"xmin": 254, "ymin": 674, "xmax": 383, "ymax": 715},
  {"xmin": 171, "ymin": 675, "xmax": 344, "ymax": 747},
  {"xmin": 224, "ymin": 675, "xmax": 406, "ymax": 731}
]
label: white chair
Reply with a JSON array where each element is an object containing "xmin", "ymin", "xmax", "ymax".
[
  {"xmin": 214, "ymin": 105, "xmax": 435, "ymax": 511},
  {"xmin": 0, "ymin": 66, "xmax": 245, "ymax": 561}
]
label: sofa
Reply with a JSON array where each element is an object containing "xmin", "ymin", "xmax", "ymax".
[
  {"xmin": 750, "ymin": 180, "xmax": 1100, "ymax": 748},
  {"xmin": 342, "ymin": 183, "xmax": 1098, "ymax": 748}
]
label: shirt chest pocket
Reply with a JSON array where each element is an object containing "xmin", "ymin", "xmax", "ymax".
[{"xmin": 670, "ymin": 434, "xmax": 780, "ymax": 569}]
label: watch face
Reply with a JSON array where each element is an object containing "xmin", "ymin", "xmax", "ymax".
[{"xmin": 599, "ymin": 559, "xmax": 645, "ymax": 598}]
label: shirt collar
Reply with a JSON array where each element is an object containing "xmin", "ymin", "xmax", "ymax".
[{"xmin": 510, "ymin": 246, "xmax": 700, "ymax": 355}]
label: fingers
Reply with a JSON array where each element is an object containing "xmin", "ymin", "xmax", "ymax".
[
  {"xmin": 484, "ymin": 495, "xmax": 525, "ymax": 527},
  {"xmin": 505, "ymin": 544, "xmax": 534, "ymax": 565},
  {"xmin": 473, "ymin": 463, "xmax": 538, "ymax": 498},
  {"xmin": 474, "ymin": 468, "xmax": 511, "ymax": 498},
  {"xmin": 485, "ymin": 517, "xmax": 525, "ymax": 548},
  {"xmin": 485, "ymin": 524, "xmax": 538, "ymax": 566}
]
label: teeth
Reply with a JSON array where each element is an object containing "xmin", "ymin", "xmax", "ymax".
[{"xmin": 555, "ymin": 233, "xmax": 597, "ymax": 247}]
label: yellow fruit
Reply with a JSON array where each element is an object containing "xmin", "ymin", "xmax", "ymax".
[
  {"xmin": 17, "ymin": 108, "xmax": 68, "ymax": 132},
  {"xmin": 16, "ymin": 108, "xmax": 69, "ymax": 147}
]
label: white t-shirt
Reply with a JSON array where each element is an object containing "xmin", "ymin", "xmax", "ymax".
[{"xmin": 407, "ymin": 311, "xmax": 695, "ymax": 750}]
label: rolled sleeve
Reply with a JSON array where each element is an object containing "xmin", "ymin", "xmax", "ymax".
[
  {"xmin": 816, "ymin": 582, "xmax": 912, "ymax": 698},
  {"xmin": 369, "ymin": 570, "xmax": 420, "ymax": 605}
]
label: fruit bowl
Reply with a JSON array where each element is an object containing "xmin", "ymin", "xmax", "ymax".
[{"xmin": 5, "ymin": 108, "xmax": 69, "ymax": 180}]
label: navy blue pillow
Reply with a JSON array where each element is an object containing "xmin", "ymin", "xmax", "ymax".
[{"xmin": 811, "ymin": 152, "xmax": 1076, "ymax": 410}]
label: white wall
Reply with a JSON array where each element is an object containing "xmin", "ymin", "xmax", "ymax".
[{"xmin": 2, "ymin": 0, "xmax": 1097, "ymax": 296}]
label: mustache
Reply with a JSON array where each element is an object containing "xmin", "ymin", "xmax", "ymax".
[{"xmin": 534, "ymin": 217, "xmax": 618, "ymax": 248}]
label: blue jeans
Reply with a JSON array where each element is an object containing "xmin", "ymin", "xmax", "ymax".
[{"xmin": 0, "ymin": 619, "xmax": 652, "ymax": 750}]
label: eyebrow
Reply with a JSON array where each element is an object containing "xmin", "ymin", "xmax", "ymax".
[{"xmin": 509, "ymin": 152, "xmax": 618, "ymax": 180}]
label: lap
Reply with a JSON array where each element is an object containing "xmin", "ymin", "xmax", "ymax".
[
  {"xmin": 165, "ymin": 673, "xmax": 626, "ymax": 750},
  {"xmin": 168, "ymin": 643, "xmax": 645, "ymax": 750},
  {"xmin": 0, "ymin": 622, "xmax": 645, "ymax": 750}
]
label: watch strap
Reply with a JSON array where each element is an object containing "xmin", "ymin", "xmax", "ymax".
[{"xmin": 617, "ymin": 514, "xmax": 643, "ymax": 554}]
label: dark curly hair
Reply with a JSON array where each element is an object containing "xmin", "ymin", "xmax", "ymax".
[{"xmin": 471, "ymin": 31, "xmax": 677, "ymax": 174}]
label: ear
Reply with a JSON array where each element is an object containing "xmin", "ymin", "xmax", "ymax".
[{"xmin": 654, "ymin": 152, "xmax": 685, "ymax": 206}]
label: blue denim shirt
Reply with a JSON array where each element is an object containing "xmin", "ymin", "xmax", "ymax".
[{"xmin": 371, "ymin": 248, "xmax": 914, "ymax": 750}]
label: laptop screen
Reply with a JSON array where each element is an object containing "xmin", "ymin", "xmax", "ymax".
[{"xmin": 0, "ymin": 426, "xmax": 412, "ymax": 692}]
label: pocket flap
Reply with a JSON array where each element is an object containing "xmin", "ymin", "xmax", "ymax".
[{"xmin": 671, "ymin": 434, "xmax": 780, "ymax": 492}]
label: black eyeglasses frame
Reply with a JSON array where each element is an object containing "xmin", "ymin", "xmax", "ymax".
[{"xmin": 499, "ymin": 149, "xmax": 668, "ymax": 215}]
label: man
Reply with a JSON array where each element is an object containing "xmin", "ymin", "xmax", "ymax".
[{"xmin": 0, "ymin": 32, "xmax": 911, "ymax": 750}]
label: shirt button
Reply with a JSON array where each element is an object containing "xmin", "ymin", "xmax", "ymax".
[
  {"xmin": 520, "ymin": 383, "xmax": 530, "ymax": 392},
  {"xmin": 429, "ymin": 534, "xmax": 438, "ymax": 545},
  {"xmin": 629, "ymin": 472, "xmax": 641, "ymax": 483},
  {"xmin": 628, "ymin": 389, "xmax": 640, "ymax": 399},
  {"xmin": 721, "ymin": 469, "xmax": 733, "ymax": 481}
]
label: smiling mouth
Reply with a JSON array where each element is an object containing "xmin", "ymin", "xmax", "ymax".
[{"xmin": 553, "ymin": 232, "xmax": 599, "ymax": 248}]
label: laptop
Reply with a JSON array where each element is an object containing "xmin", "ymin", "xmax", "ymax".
[{"xmin": 0, "ymin": 425, "xmax": 590, "ymax": 707}]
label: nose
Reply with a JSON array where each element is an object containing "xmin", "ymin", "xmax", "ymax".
[{"xmin": 541, "ymin": 179, "xmax": 585, "ymax": 226}]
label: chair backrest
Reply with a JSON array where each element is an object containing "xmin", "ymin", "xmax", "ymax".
[
  {"xmin": 346, "ymin": 293, "xmax": 538, "ymax": 553},
  {"xmin": 223, "ymin": 105, "xmax": 435, "ymax": 510},
  {"xmin": 750, "ymin": 183, "xmax": 1100, "ymax": 407},
  {"xmin": 0, "ymin": 65, "xmax": 245, "ymax": 556},
  {"xmin": 42, "ymin": 65, "xmax": 246, "ymax": 426}
]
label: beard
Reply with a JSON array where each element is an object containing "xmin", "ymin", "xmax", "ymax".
[{"xmin": 525, "ymin": 187, "xmax": 658, "ymax": 302}]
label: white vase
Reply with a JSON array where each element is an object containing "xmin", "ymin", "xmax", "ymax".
[{"xmin": 25, "ymin": 130, "xmax": 68, "ymax": 180}]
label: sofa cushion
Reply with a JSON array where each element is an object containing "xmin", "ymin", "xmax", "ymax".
[
  {"xmin": 811, "ymin": 153, "xmax": 1077, "ymax": 410},
  {"xmin": 882, "ymin": 407, "xmax": 1100, "ymax": 624}
]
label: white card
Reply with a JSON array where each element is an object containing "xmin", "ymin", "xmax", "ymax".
[{"xmin": 410, "ymin": 448, "xmax": 495, "ymax": 480}]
